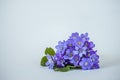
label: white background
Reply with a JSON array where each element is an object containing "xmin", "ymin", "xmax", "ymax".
[{"xmin": 0, "ymin": 0, "xmax": 120, "ymax": 80}]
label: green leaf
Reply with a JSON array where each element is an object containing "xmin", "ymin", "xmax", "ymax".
[
  {"xmin": 45, "ymin": 47, "xmax": 55, "ymax": 56},
  {"xmin": 40, "ymin": 56, "xmax": 48, "ymax": 66},
  {"xmin": 54, "ymin": 66, "xmax": 70, "ymax": 72},
  {"xmin": 67, "ymin": 65, "xmax": 76, "ymax": 69}
]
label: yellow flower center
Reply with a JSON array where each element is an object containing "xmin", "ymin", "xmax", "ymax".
[
  {"xmin": 69, "ymin": 44, "xmax": 72, "ymax": 46},
  {"xmin": 88, "ymin": 53, "xmax": 90, "ymax": 56},
  {"xmin": 75, "ymin": 57, "xmax": 78, "ymax": 62},
  {"xmin": 85, "ymin": 62, "xmax": 88, "ymax": 66},
  {"xmin": 78, "ymin": 41, "xmax": 81, "ymax": 45},
  {"xmin": 92, "ymin": 58, "xmax": 95, "ymax": 61},
  {"xmin": 68, "ymin": 53, "xmax": 73, "ymax": 57}
]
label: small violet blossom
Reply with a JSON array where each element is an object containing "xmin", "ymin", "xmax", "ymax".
[
  {"xmin": 70, "ymin": 54, "xmax": 80, "ymax": 66},
  {"xmin": 46, "ymin": 54, "xmax": 54, "ymax": 69},
  {"xmin": 79, "ymin": 58, "xmax": 93, "ymax": 70}
]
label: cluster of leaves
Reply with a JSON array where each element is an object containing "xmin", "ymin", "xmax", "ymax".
[
  {"xmin": 40, "ymin": 47, "xmax": 55, "ymax": 66},
  {"xmin": 40, "ymin": 47, "xmax": 77, "ymax": 72}
]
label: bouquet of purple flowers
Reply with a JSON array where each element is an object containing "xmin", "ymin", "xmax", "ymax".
[{"xmin": 40, "ymin": 32, "xmax": 99, "ymax": 72}]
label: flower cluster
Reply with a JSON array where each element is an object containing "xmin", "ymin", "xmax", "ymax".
[{"xmin": 41, "ymin": 32, "xmax": 99, "ymax": 71}]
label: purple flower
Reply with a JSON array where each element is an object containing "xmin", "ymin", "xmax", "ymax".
[
  {"xmin": 80, "ymin": 33, "xmax": 89, "ymax": 41},
  {"xmin": 79, "ymin": 58, "xmax": 93, "ymax": 70},
  {"xmin": 75, "ymin": 46, "xmax": 87, "ymax": 57},
  {"xmin": 70, "ymin": 54, "xmax": 80, "ymax": 66},
  {"xmin": 53, "ymin": 53, "xmax": 65, "ymax": 68},
  {"xmin": 87, "ymin": 50, "xmax": 97, "ymax": 57},
  {"xmin": 66, "ymin": 39, "xmax": 75, "ymax": 48},
  {"xmin": 90, "ymin": 54, "xmax": 99, "ymax": 63},
  {"xmin": 74, "ymin": 37, "xmax": 85, "ymax": 48},
  {"xmin": 63, "ymin": 49, "xmax": 74, "ymax": 59},
  {"xmin": 92, "ymin": 63, "xmax": 100, "ymax": 69},
  {"xmin": 55, "ymin": 41, "xmax": 67, "ymax": 54},
  {"xmin": 85, "ymin": 41, "xmax": 95, "ymax": 49},
  {"xmin": 89, "ymin": 42, "xmax": 95, "ymax": 48},
  {"xmin": 70, "ymin": 32, "xmax": 79, "ymax": 40},
  {"xmin": 46, "ymin": 54, "xmax": 54, "ymax": 69}
]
